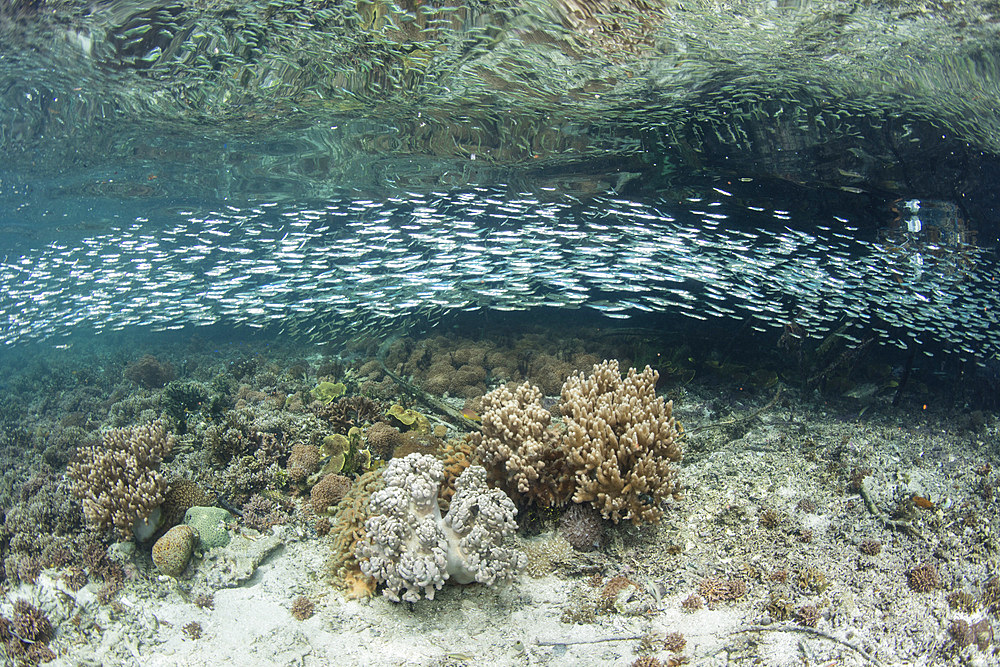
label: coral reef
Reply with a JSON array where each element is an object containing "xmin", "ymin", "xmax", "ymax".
[
  {"xmin": 907, "ymin": 562, "xmax": 940, "ymax": 592},
  {"xmin": 311, "ymin": 474, "xmax": 353, "ymax": 514},
  {"xmin": 472, "ymin": 381, "xmax": 573, "ymax": 507},
  {"xmin": 240, "ymin": 494, "xmax": 289, "ymax": 532},
  {"xmin": 162, "ymin": 381, "xmax": 208, "ymax": 433},
  {"xmin": 473, "ymin": 360, "xmax": 682, "ymax": 524},
  {"xmin": 159, "ymin": 478, "xmax": 214, "ymax": 535},
  {"xmin": 385, "ymin": 404, "xmax": 431, "ymax": 433},
  {"xmin": 327, "ymin": 467, "xmax": 383, "ymax": 595},
  {"xmin": 152, "ymin": 524, "xmax": 198, "ymax": 577},
  {"xmin": 320, "ymin": 434, "xmax": 351, "ymax": 473},
  {"xmin": 382, "ymin": 333, "xmax": 608, "ymax": 398},
  {"xmin": 698, "ymin": 577, "xmax": 748, "ymax": 605},
  {"xmin": 124, "ymin": 354, "xmax": 175, "ymax": 389},
  {"xmin": 558, "ymin": 503, "xmax": 605, "ymax": 552},
  {"xmin": 1, "ymin": 469, "xmax": 84, "ymax": 583},
  {"xmin": 311, "ymin": 381, "xmax": 346, "ymax": 404},
  {"xmin": 67, "ymin": 421, "xmax": 174, "ymax": 539},
  {"xmin": 205, "ymin": 407, "xmax": 329, "ymax": 503},
  {"xmin": 357, "ymin": 453, "xmax": 524, "ymax": 602},
  {"xmin": 315, "ymin": 395, "xmax": 387, "ymax": 434},
  {"xmin": 521, "ymin": 534, "xmax": 575, "ymax": 577},
  {"xmin": 438, "ymin": 437, "xmax": 475, "ymax": 504},
  {"xmin": 797, "ymin": 604, "xmax": 821, "ymax": 627},
  {"xmin": 858, "ymin": 538, "xmax": 882, "ymax": 556},
  {"xmin": 0, "ymin": 599, "xmax": 55, "ymax": 665},
  {"xmin": 287, "ymin": 443, "xmax": 321, "ymax": 483},
  {"xmin": 364, "ymin": 422, "xmax": 404, "ymax": 461},
  {"xmin": 193, "ymin": 593, "xmax": 214, "ymax": 609},
  {"xmin": 290, "ymin": 596, "xmax": 314, "ymax": 620},
  {"xmin": 947, "ymin": 590, "xmax": 977, "ymax": 613},
  {"xmin": 561, "ymin": 360, "xmax": 682, "ymax": 523},
  {"xmin": 631, "ymin": 658, "xmax": 663, "ymax": 667},
  {"xmin": 681, "ymin": 593, "xmax": 703, "ymax": 611},
  {"xmin": 950, "ymin": 618, "xmax": 993, "ymax": 650},
  {"xmin": 184, "ymin": 506, "xmax": 234, "ymax": 549}
]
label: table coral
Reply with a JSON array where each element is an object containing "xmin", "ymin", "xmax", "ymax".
[{"xmin": 356, "ymin": 453, "xmax": 525, "ymax": 602}]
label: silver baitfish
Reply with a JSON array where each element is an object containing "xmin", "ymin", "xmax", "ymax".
[{"xmin": 0, "ymin": 191, "xmax": 996, "ymax": 363}]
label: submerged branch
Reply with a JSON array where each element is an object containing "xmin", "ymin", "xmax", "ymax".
[
  {"xmin": 858, "ymin": 479, "xmax": 924, "ymax": 540},
  {"xmin": 729, "ymin": 624, "xmax": 882, "ymax": 666},
  {"xmin": 683, "ymin": 386, "xmax": 782, "ymax": 438}
]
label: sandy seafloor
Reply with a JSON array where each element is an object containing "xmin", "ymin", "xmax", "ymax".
[{"xmin": 0, "ymin": 328, "xmax": 997, "ymax": 667}]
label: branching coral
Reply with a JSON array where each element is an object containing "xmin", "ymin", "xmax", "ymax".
[
  {"xmin": 472, "ymin": 381, "xmax": 574, "ymax": 507},
  {"xmin": 287, "ymin": 443, "xmax": 321, "ymax": 483},
  {"xmin": 472, "ymin": 360, "xmax": 682, "ymax": 524},
  {"xmin": 365, "ymin": 422, "xmax": 404, "ymax": 460},
  {"xmin": 356, "ymin": 453, "xmax": 525, "ymax": 602},
  {"xmin": 0, "ymin": 599, "xmax": 55, "ymax": 664},
  {"xmin": 561, "ymin": 360, "xmax": 681, "ymax": 523},
  {"xmin": 67, "ymin": 421, "xmax": 174, "ymax": 539},
  {"xmin": 311, "ymin": 474, "xmax": 352, "ymax": 514}
]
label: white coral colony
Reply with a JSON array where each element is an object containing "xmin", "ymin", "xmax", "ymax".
[{"xmin": 357, "ymin": 454, "xmax": 525, "ymax": 602}]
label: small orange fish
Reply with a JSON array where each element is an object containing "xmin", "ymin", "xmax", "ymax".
[{"xmin": 912, "ymin": 495, "xmax": 935, "ymax": 510}]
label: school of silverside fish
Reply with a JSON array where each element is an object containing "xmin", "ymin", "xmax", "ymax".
[{"xmin": 1, "ymin": 187, "xmax": 997, "ymax": 362}]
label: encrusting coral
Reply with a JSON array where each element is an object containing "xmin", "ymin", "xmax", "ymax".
[
  {"xmin": 473, "ymin": 360, "xmax": 682, "ymax": 524},
  {"xmin": 328, "ymin": 467, "xmax": 384, "ymax": 597},
  {"xmin": 67, "ymin": 421, "xmax": 174, "ymax": 539},
  {"xmin": 356, "ymin": 453, "xmax": 525, "ymax": 602}
]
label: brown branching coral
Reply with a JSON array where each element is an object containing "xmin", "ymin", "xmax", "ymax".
[
  {"xmin": 698, "ymin": 577, "xmax": 748, "ymax": 605},
  {"xmin": 316, "ymin": 396, "xmax": 387, "ymax": 433},
  {"xmin": 290, "ymin": 596, "xmax": 315, "ymax": 620},
  {"xmin": 562, "ymin": 360, "xmax": 682, "ymax": 524},
  {"xmin": 159, "ymin": 478, "xmax": 213, "ymax": 534},
  {"xmin": 67, "ymin": 421, "xmax": 174, "ymax": 539},
  {"xmin": 364, "ymin": 422, "xmax": 404, "ymax": 461},
  {"xmin": 907, "ymin": 563, "xmax": 940, "ymax": 592},
  {"xmin": 311, "ymin": 474, "xmax": 352, "ymax": 514},
  {"xmin": 287, "ymin": 443, "xmax": 322, "ymax": 483},
  {"xmin": 472, "ymin": 381, "xmax": 575, "ymax": 507},
  {"xmin": 472, "ymin": 360, "xmax": 682, "ymax": 524}
]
